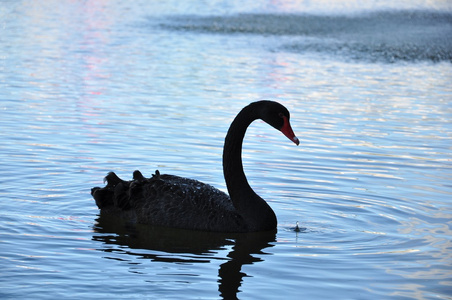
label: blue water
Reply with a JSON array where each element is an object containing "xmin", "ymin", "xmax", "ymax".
[{"xmin": 1, "ymin": 1, "xmax": 452, "ymax": 299}]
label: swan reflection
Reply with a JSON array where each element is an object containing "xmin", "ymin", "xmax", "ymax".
[{"xmin": 93, "ymin": 211, "xmax": 276, "ymax": 299}]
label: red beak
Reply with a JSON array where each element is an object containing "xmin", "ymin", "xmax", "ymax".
[{"xmin": 281, "ymin": 116, "xmax": 299, "ymax": 145}]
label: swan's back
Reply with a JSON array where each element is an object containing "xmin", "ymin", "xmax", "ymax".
[{"xmin": 91, "ymin": 170, "xmax": 247, "ymax": 232}]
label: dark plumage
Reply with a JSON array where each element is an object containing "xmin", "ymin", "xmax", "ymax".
[
  {"xmin": 91, "ymin": 100, "xmax": 299, "ymax": 232},
  {"xmin": 92, "ymin": 170, "xmax": 246, "ymax": 232}
]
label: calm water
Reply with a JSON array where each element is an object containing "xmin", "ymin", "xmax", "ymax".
[{"xmin": 1, "ymin": 1, "xmax": 452, "ymax": 299}]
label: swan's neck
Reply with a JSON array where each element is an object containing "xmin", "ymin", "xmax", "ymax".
[{"xmin": 222, "ymin": 104, "xmax": 277, "ymax": 231}]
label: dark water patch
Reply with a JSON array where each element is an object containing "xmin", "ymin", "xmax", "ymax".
[
  {"xmin": 283, "ymin": 40, "xmax": 452, "ymax": 63},
  {"xmin": 160, "ymin": 10, "xmax": 452, "ymax": 63}
]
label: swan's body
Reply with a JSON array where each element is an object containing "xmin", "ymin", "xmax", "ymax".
[{"xmin": 91, "ymin": 100, "xmax": 299, "ymax": 232}]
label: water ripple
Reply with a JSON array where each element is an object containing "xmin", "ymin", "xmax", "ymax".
[{"xmin": 160, "ymin": 11, "xmax": 452, "ymax": 63}]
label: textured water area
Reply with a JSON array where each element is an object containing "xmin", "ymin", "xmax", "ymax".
[{"xmin": 1, "ymin": 1, "xmax": 452, "ymax": 299}]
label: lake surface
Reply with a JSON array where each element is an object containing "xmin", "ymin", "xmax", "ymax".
[{"xmin": 1, "ymin": 0, "xmax": 452, "ymax": 299}]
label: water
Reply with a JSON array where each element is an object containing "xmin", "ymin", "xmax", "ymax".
[{"xmin": 1, "ymin": 0, "xmax": 451, "ymax": 299}]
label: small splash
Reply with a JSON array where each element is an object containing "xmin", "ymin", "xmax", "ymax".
[{"xmin": 293, "ymin": 221, "xmax": 306, "ymax": 233}]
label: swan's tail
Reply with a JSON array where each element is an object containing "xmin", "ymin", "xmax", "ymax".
[
  {"xmin": 91, "ymin": 170, "xmax": 160, "ymax": 210},
  {"xmin": 91, "ymin": 172, "xmax": 123, "ymax": 209}
]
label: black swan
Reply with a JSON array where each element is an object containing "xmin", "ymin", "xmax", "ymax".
[{"xmin": 91, "ymin": 100, "xmax": 299, "ymax": 232}]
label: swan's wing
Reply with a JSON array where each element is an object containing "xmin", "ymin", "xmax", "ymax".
[{"xmin": 92, "ymin": 171, "xmax": 246, "ymax": 232}]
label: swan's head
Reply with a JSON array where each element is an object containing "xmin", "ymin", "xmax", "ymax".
[{"xmin": 258, "ymin": 101, "xmax": 300, "ymax": 146}]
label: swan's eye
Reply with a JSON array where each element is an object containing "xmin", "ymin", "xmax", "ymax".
[{"xmin": 278, "ymin": 112, "xmax": 284, "ymax": 118}]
